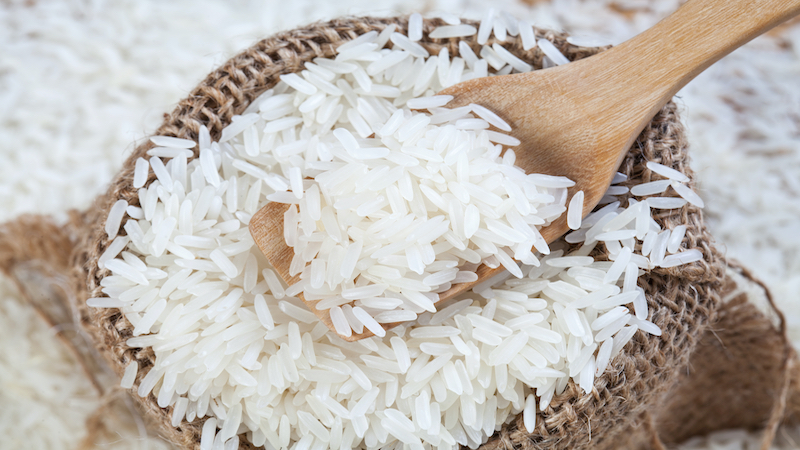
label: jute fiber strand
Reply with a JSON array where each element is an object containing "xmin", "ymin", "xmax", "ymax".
[{"xmin": 0, "ymin": 15, "xmax": 794, "ymax": 450}]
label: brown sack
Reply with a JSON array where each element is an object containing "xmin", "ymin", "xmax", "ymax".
[{"xmin": 0, "ymin": 16, "xmax": 795, "ymax": 450}]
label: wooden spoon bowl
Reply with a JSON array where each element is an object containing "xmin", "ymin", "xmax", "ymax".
[{"xmin": 252, "ymin": 0, "xmax": 800, "ymax": 340}]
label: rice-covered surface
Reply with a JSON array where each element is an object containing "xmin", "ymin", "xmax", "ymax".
[{"xmin": 2, "ymin": 1, "xmax": 799, "ymax": 449}]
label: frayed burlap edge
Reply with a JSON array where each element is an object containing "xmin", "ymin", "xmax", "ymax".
[
  {"xmin": 613, "ymin": 263, "xmax": 800, "ymax": 450},
  {"xmin": 57, "ymin": 16, "xmax": 727, "ymax": 450},
  {"xmin": 0, "ymin": 213, "xmax": 109, "ymax": 394},
  {"xmin": 0, "ymin": 213, "xmax": 159, "ymax": 448}
]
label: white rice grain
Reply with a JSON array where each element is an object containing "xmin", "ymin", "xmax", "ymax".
[
  {"xmin": 536, "ymin": 39, "xmax": 570, "ymax": 65},
  {"xmin": 630, "ymin": 180, "xmax": 671, "ymax": 196},
  {"xmin": 646, "ymin": 161, "xmax": 690, "ymax": 182},
  {"xmin": 477, "ymin": 9, "xmax": 495, "ymax": 45},
  {"xmin": 105, "ymin": 200, "xmax": 128, "ymax": 239},
  {"xmin": 492, "ymin": 43, "xmax": 532, "ymax": 72},
  {"xmin": 429, "ymin": 25, "xmax": 478, "ymax": 39},
  {"xmin": 567, "ymin": 190, "xmax": 584, "ymax": 230},
  {"xmin": 408, "ymin": 13, "xmax": 423, "ymax": 41},
  {"xmin": 150, "ymin": 135, "xmax": 196, "ymax": 149},
  {"xmin": 133, "ymin": 157, "xmax": 150, "ymax": 188},
  {"xmin": 519, "ymin": 21, "xmax": 536, "ymax": 51},
  {"xmin": 671, "ymin": 181, "xmax": 705, "ymax": 207}
]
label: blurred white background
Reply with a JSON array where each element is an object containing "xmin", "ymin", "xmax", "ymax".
[{"xmin": 1, "ymin": 0, "xmax": 798, "ymax": 448}]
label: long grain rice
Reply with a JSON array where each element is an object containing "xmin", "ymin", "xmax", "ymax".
[{"xmin": 90, "ymin": 14, "xmax": 707, "ymax": 450}]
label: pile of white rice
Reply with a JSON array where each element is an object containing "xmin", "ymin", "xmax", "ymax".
[
  {"xmin": 90, "ymin": 16, "xmax": 704, "ymax": 450},
  {"xmin": 3, "ymin": 1, "xmax": 799, "ymax": 450}
]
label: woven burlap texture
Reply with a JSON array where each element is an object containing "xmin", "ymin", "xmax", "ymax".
[
  {"xmin": 604, "ymin": 262, "xmax": 800, "ymax": 450},
  {"xmin": 0, "ymin": 15, "xmax": 781, "ymax": 450}
]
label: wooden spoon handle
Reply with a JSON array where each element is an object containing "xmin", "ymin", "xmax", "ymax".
[{"xmin": 586, "ymin": 0, "xmax": 800, "ymax": 136}]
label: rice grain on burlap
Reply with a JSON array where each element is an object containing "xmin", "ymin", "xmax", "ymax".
[{"xmin": 0, "ymin": 15, "xmax": 789, "ymax": 450}]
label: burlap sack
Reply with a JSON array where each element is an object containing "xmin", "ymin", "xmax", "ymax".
[{"xmin": 0, "ymin": 15, "xmax": 797, "ymax": 450}]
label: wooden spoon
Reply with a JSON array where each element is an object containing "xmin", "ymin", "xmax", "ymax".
[{"xmin": 251, "ymin": 0, "xmax": 800, "ymax": 340}]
